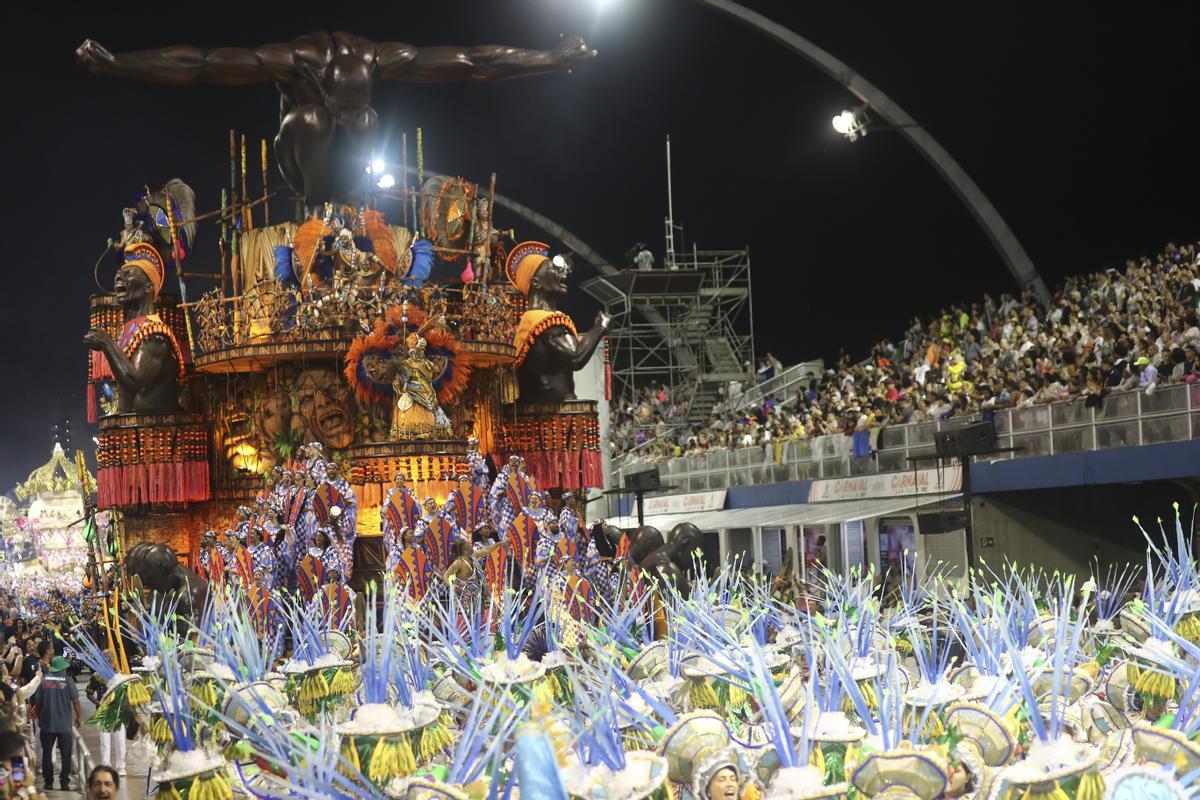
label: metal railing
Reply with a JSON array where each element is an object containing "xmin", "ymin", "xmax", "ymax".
[
  {"xmin": 615, "ymin": 383, "xmax": 1200, "ymax": 492},
  {"xmin": 714, "ymin": 360, "xmax": 825, "ymax": 414}
]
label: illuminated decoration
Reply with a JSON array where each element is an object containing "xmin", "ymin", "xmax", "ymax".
[
  {"xmin": 3, "ymin": 444, "xmax": 94, "ymax": 588},
  {"xmin": 348, "ymin": 440, "xmax": 469, "ymax": 510},
  {"xmin": 96, "ymin": 412, "xmax": 210, "ymax": 509}
]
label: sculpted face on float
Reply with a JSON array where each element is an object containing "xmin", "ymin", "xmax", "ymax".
[
  {"xmin": 220, "ymin": 385, "xmax": 280, "ymax": 474},
  {"xmin": 531, "ymin": 256, "xmax": 570, "ymax": 297},
  {"xmin": 293, "ymin": 368, "xmax": 355, "ymax": 450},
  {"xmin": 113, "ymin": 263, "xmax": 152, "ymax": 307}
]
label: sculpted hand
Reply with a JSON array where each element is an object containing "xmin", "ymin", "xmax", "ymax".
[
  {"xmin": 76, "ymin": 39, "xmax": 116, "ymax": 67},
  {"xmin": 554, "ymin": 35, "xmax": 597, "ymax": 67},
  {"xmin": 84, "ymin": 328, "xmax": 113, "ymax": 351},
  {"xmin": 595, "ymin": 311, "xmax": 613, "ymax": 333}
]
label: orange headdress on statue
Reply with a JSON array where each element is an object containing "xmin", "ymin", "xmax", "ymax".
[
  {"xmin": 505, "ymin": 241, "xmax": 551, "ymax": 296},
  {"xmin": 123, "ymin": 242, "xmax": 165, "ymax": 298}
]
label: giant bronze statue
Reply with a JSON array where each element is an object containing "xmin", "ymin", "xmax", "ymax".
[
  {"xmin": 499, "ymin": 242, "xmax": 608, "ymax": 491},
  {"xmin": 84, "ymin": 242, "xmax": 185, "ymax": 414},
  {"xmin": 77, "ymin": 32, "xmax": 596, "ymax": 205},
  {"xmin": 507, "ymin": 242, "xmax": 611, "ymax": 403}
]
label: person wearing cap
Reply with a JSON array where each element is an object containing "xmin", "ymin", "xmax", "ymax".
[
  {"xmin": 1136, "ymin": 355, "xmax": 1158, "ymax": 388},
  {"xmin": 29, "ymin": 655, "xmax": 81, "ymax": 791},
  {"xmin": 83, "ymin": 241, "xmax": 185, "ymax": 414},
  {"xmin": 505, "ymin": 241, "xmax": 612, "ymax": 404}
]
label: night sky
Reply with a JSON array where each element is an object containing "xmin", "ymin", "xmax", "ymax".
[{"xmin": 2, "ymin": 1, "xmax": 1196, "ymax": 491}]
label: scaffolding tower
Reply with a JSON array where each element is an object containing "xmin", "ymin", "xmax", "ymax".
[{"xmin": 583, "ymin": 244, "xmax": 755, "ymax": 430}]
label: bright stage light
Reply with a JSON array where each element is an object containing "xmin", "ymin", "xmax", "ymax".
[
  {"xmin": 368, "ymin": 158, "xmax": 386, "ymax": 175},
  {"xmin": 832, "ymin": 107, "xmax": 868, "ymax": 142},
  {"xmin": 376, "ymin": 174, "xmax": 396, "ymax": 189}
]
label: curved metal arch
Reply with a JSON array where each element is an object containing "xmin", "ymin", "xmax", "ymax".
[{"xmin": 698, "ymin": 0, "xmax": 1050, "ymax": 303}]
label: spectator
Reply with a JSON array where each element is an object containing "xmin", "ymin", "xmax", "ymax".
[
  {"xmin": 29, "ymin": 655, "xmax": 80, "ymax": 792},
  {"xmin": 87, "ymin": 765, "xmax": 119, "ymax": 800},
  {"xmin": 1136, "ymin": 356, "xmax": 1158, "ymax": 388},
  {"xmin": 634, "ymin": 246, "xmax": 654, "ymax": 271},
  {"xmin": 607, "ymin": 240, "xmax": 1199, "ymax": 466}
]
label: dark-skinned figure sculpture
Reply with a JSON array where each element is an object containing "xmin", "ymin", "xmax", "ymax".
[
  {"xmin": 84, "ymin": 243, "xmax": 185, "ymax": 414},
  {"xmin": 508, "ymin": 243, "xmax": 612, "ymax": 403},
  {"xmin": 77, "ymin": 33, "xmax": 596, "ymax": 206},
  {"xmin": 125, "ymin": 542, "xmax": 208, "ymax": 622}
]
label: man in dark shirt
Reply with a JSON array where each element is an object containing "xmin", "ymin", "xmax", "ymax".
[{"xmin": 29, "ymin": 655, "xmax": 81, "ymax": 791}]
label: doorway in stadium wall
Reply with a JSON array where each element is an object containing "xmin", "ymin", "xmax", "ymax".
[
  {"xmin": 878, "ymin": 517, "xmax": 917, "ymax": 576},
  {"xmin": 803, "ymin": 525, "xmax": 830, "ymax": 581},
  {"xmin": 728, "ymin": 528, "xmax": 753, "ymax": 573}
]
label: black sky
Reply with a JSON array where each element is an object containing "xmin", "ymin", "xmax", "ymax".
[{"xmin": 2, "ymin": 1, "xmax": 1197, "ymax": 491}]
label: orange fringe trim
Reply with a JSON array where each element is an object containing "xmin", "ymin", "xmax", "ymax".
[
  {"xmin": 120, "ymin": 317, "xmax": 186, "ymax": 380},
  {"xmin": 513, "ymin": 311, "xmax": 578, "ymax": 369}
]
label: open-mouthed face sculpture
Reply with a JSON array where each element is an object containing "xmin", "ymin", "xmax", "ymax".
[{"xmin": 293, "ymin": 367, "xmax": 355, "ymax": 450}]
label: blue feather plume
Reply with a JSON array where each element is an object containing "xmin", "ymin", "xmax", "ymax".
[{"xmin": 405, "ymin": 239, "xmax": 435, "ymax": 287}]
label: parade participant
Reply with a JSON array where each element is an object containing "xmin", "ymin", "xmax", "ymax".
[
  {"xmin": 489, "ymin": 455, "xmax": 521, "ymax": 533},
  {"xmin": 270, "ymin": 468, "xmax": 296, "ymax": 516},
  {"xmin": 559, "ymin": 492, "xmax": 582, "ymax": 545},
  {"xmin": 445, "ymin": 474, "xmax": 473, "ymax": 529},
  {"xmin": 385, "ymin": 527, "xmax": 412, "ymax": 573},
  {"xmin": 247, "ymin": 527, "xmax": 276, "ymax": 590},
  {"xmin": 296, "ymin": 527, "xmax": 332, "ymax": 603},
  {"xmin": 534, "ymin": 514, "xmax": 565, "ymax": 574},
  {"xmin": 315, "ymin": 570, "xmax": 356, "ymax": 631},
  {"xmin": 234, "ymin": 505, "xmax": 253, "ymax": 541},
  {"xmin": 196, "ymin": 534, "xmax": 225, "ymax": 585},
  {"xmin": 224, "ymin": 530, "xmax": 253, "ymax": 589},
  {"xmin": 369, "ymin": 333, "xmax": 454, "ymax": 439},
  {"xmin": 466, "ymin": 436, "xmax": 489, "ymax": 487},
  {"xmin": 299, "ymin": 441, "xmax": 327, "ymax": 477},
  {"xmin": 381, "ymin": 471, "xmax": 420, "ymax": 554},
  {"xmin": 326, "ymin": 461, "xmax": 358, "ymax": 570},
  {"xmin": 271, "ymin": 519, "xmax": 299, "ymax": 595},
  {"xmin": 312, "ymin": 526, "xmax": 344, "ymax": 578},
  {"xmin": 297, "ymin": 471, "xmax": 320, "ymax": 550},
  {"xmin": 29, "ymin": 655, "xmax": 81, "ymax": 792},
  {"xmin": 84, "ymin": 651, "xmax": 126, "ymax": 776},
  {"xmin": 394, "ymin": 528, "xmax": 435, "ymax": 602},
  {"xmin": 414, "ymin": 496, "xmax": 441, "ymax": 543},
  {"xmin": 525, "ymin": 490, "xmax": 551, "ymax": 524}
]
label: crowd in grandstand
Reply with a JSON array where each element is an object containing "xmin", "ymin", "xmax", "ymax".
[{"xmin": 613, "ymin": 240, "xmax": 1200, "ymax": 463}]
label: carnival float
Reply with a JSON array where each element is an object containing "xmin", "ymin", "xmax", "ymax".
[
  {"xmin": 56, "ymin": 24, "xmax": 1200, "ymax": 800},
  {"xmin": 76, "ymin": 29, "xmax": 607, "ymax": 589}
]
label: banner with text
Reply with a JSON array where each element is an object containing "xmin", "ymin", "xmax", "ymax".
[
  {"xmin": 808, "ymin": 466, "xmax": 962, "ymax": 503},
  {"xmin": 641, "ymin": 490, "xmax": 727, "ymax": 516}
]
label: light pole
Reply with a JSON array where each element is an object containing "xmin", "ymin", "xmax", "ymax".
[{"xmin": 696, "ymin": 0, "xmax": 1051, "ymax": 303}]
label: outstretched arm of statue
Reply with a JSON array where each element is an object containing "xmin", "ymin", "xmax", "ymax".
[
  {"xmin": 543, "ymin": 311, "xmax": 612, "ymax": 370},
  {"xmin": 76, "ymin": 38, "xmax": 295, "ymax": 85},
  {"xmin": 376, "ymin": 36, "xmax": 596, "ymax": 82},
  {"xmin": 84, "ymin": 329, "xmax": 172, "ymax": 393}
]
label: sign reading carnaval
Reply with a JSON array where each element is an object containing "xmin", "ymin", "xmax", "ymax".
[
  {"xmin": 640, "ymin": 490, "xmax": 727, "ymax": 516},
  {"xmin": 808, "ymin": 466, "xmax": 962, "ymax": 502}
]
